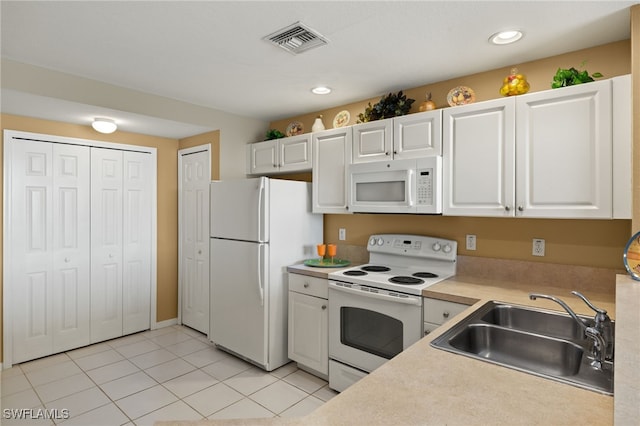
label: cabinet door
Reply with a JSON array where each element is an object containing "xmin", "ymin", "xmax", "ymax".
[
  {"xmin": 288, "ymin": 291, "xmax": 328, "ymax": 375},
  {"xmin": 247, "ymin": 140, "xmax": 278, "ymax": 175},
  {"xmin": 312, "ymin": 127, "xmax": 352, "ymax": 214},
  {"xmin": 516, "ymin": 80, "xmax": 612, "ymax": 218},
  {"xmin": 52, "ymin": 143, "xmax": 91, "ymax": 352},
  {"xmin": 91, "ymin": 148, "xmax": 124, "ymax": 343},
  {"xmin": 352, "ymin": 118, "xmax": 393, "ymax": 163},
  {"xmin": 122, "ymin": 151, "xmax": 152, "ymax": 334},
  {"xmin": 279, "ymin": 134, "xmax": 312, "ymax": 172},
  {"xmin": 394, "ymin": 110, "xmax": 442, "ymax": 158},
  {"xmin": 443, "ymin": 98, "xmax": 516, "ymax": 217}
]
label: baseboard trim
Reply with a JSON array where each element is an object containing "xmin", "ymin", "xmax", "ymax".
[{"xmin": 153, "ymin": 318, "xmax": 178, "ymax": 330}]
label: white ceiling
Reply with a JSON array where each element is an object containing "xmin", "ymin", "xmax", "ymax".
[{"xmin": 1, "ymin": 1, "xmax": 636, "ymax": 138}]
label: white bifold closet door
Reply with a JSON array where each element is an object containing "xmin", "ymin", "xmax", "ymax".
[
  {"xmin": 91, "ymin": 148, "xmax": 152, "ymax": 342},
  {"xmin": 10, "ymin": 140, "xmax": 91, "ymax": 363}
]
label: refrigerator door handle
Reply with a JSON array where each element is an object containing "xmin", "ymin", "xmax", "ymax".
[
  {"xmin": 257, "ymin": 244, "xmax": 265, "ymax": 306},
  {"xmin": 257, "ymin": 177, "xmax": 265, "ymax": 242}
]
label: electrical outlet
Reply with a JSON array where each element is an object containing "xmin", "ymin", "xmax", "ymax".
[
  {"xmin": 339, "ymin": 228, "xmax": 346, "ymax": 241},
  {"xmin": 466, "ymin": 234, "xmax": 477, "ymax": 251},
  {"xmin": 533, "ymin": 238, "xmax": 545, "ymax": 256}
]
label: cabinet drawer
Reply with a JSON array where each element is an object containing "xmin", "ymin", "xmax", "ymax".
[
  {"xmin": 288, "ymin": 273, "xmax": 328, "ymax": 299},
  {"xmin": 423, "ymin": 298, "xmax": 469, "ymax": 325}
]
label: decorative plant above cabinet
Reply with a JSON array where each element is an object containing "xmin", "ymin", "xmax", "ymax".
[
  {"xmin": 357, "ymin": 91, "xmax": 415, "ymax": 123},
  {"xmin": 551, "ymin": 62, "xmax": 603, "ymax": 88}
]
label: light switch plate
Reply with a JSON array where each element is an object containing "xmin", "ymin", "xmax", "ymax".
[{"xmin": 339, "ymin": 228, "xmax": 346, "ymax": 241}]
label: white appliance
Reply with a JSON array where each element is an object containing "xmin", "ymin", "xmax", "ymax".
[
  {"xmin": 209, "ymin": 177, "xmax": 322, "ymax": 371},
  {"xmin": 328, "ymin": 234, "xmax": 457, "ymax": 391},
  {"xmin": 348, "ymin": 157, "xmax": 442, "ymax": 214}
]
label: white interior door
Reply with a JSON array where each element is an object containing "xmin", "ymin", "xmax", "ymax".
[
  {"xmin": 122, "ymin": 151, "xmax": 153, "ymax": 334},
  {"xmin": 10, "ymin": 140, "xmax": 55, "ymax": 363},
  {"xmin": 52, "ymin": 143, "xmax": 91, "ymax": 352},
  {"xmin": 90, "ymin": 148, "xmax": 124, "ymax": 343},
  {"xmin": 179, "ymin": 147, "xmax": 210, "ymax": 335}
]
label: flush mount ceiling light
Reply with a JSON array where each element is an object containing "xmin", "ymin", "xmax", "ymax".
[
  {"xmin": 311, "ymin": 86, "xmax": 331, "ymax": 95},
  {"xmin": 92, "ymin": 117, "xmax": 117, "ymax": 134},
  {"xmin": 489, "ymin": 30, "xmax": 523, "ymax": 45}
]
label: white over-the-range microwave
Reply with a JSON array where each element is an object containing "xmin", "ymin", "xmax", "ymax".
[{"xmin": 348, "ymin": 156, "xmax": 442, "ymax": 214}]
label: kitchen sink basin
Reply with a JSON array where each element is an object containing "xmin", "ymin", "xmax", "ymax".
[
  {"xmin": 480, "ymin": 304, "xmax": 593, "ymax": 341},
  {"xmin": 430, "ymin": 300, "xmax": 614, "ymax": 395}
]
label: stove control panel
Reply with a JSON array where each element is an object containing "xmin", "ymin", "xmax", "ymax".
[{"xmin": 367, "ymin": 234, "xmax": 457, "ymax": 261}]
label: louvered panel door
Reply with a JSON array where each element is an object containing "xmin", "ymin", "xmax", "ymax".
[
  {"xmin": 122, "ymin": 151, "xmax": 152, "ymax": 335},
  {"xmin": 90, "ymin": 148, "xmax": 124, "ymax": 343},
  {"xmin": 10, "ymin": 140, "xmax": 55, "ymax": 363},
  {"xmin": 52, "ymin": 143, "xmax": 91, "ymax": 352}
]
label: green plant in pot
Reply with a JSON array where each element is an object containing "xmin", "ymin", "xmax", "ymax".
[
  {"xmin": 551, "ymin": 62, "xmax": 603, "ymax": 88},
  {"xmin": 357, "ymin": 91, "xmax": 415, "ymax": 123},
  {"xmin": 265, "ymin": 129, "xmax": 285, "ymax": 140}
]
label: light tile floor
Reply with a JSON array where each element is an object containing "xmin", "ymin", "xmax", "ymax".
[{"xmin": 1, "ymin": 325, "xmax": 337, "ymax": 425}]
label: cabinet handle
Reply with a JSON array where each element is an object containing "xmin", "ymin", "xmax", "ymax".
[
  {"xmin": 64, "ymin": 257, "xmax": 70, "ymax": 263},
  {"xmin": 198, "ymin": 250, "xmax": 202, "ymax": 255},
  {"xmin": 443, "ymin": 311, "xmax": 450, "ymax": 319},
  {"xmin": 322, "ymin": 305, "xmax": 327, "ymax": 310},
  {"xmin": 505, "ymin": 205, "xmax": 511, "ymax": 212},
  {"xmin": 109, "ymin": 254, "xmax": 114, "ymax": 258},
  {"xmin": 385, "ymin": 152, "xmax": 390, "ymax": 156},
  {"xmin": 303, "ymin": 282, "xmax": 309, "ymax": 288},
  {"xmin": 517, "ymin": 205, "xmax": 524, "ymax": 212}
]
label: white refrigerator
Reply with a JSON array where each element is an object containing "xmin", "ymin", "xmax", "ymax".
[{"xmin": 209, "ymin": 177, "xmax": 322, "ymax": 371}]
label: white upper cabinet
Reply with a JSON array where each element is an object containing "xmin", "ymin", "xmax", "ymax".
[
  {"xmin": 246, "ymin": 134, "xmax": 312, "ymax": 175},
  {"xmin": 312, "ymin": 127, "xmax": 352, "ymax": 214},
  {"xmin": 352, "ymin": 118, "xmax": 393, "ymax": 163},
  {"xmin": 443, "ymin": 78, "xmax": 621, "ymax": 219},
  {"xmin": 352, "ymin": 110, "xmax": 443, "ymax": 163},
  {"xmin": 515, "ymin": 79, "xmax": 612, "ymax": 218},
  {"xmin": 394, "ymin": 109, "xmax": 443, "ymax": 158},
  {"xmin": 443, "ymin": 97, "xmax": 516, "ymax": 217}
]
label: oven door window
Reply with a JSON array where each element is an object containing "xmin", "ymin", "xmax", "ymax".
[{"xmin": 340, "ymin": 307, "xmax": 403, "ymax": 360}]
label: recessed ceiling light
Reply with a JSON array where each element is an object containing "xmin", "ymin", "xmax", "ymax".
[
  {"xmin": 489, "ymin": 30, "xmax": 523, "ymax": 45},
  {"xmin": 311, "ymin": 86, "xmax": 331, "ymax": 95},
  {"xmin": 91, "ymin": 117, "xmax": 117, "ymax": 134}
]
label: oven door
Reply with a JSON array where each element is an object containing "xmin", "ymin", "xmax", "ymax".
[
  {"xmin": 348, "ymin": 160, "xmax": 416, "ymax": 213},
  {"xmin": 328, "ymin": 281, "xmax": 423, "ymax": 373}
]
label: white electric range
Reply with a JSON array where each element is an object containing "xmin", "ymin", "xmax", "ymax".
[{"xmin": 327, "ymin": 234, "xmax": 457, "ymax": 392}]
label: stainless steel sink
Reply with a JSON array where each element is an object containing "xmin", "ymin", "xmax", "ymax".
[
  {"xmin": 430, "ymin": 300, "xmax": 614, "ymax": 395},
  {"xmin": 480, "ymin": 304, "xmax": 593, "ymax": 341}
]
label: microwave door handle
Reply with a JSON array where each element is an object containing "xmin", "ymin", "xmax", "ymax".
[{"xmin": 407, "ymin": 169, "xmax": 415, "ymax": 206}]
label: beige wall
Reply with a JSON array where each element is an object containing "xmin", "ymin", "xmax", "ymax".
[
  {"xmin": 0, "ymin": 114, "xmax": 217, "ymax": 362},
  {"xmin": 271, "ymin": 40, "xmax": 634, "ymax": 271}
]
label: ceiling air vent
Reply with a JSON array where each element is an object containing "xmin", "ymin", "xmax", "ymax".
[{"xmin": 263, "ymin": 21, "xmax": 328, "ymax": 55}]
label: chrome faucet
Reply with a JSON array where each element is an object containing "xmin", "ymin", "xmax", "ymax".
[{"xmin": 529, "ymin": 291, "xmax": 614, "ymax": 369}]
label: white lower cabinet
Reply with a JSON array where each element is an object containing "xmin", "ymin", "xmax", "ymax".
[
  {"xmin": 423, "ymin": 297, "xmax": 469, "ymax": 335},
  {"xmin": 287, "ymin": 273, "xmax": 329, "ymax": 378}
]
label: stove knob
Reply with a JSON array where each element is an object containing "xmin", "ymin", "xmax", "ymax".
[
  {"xmin": 432, "ymin": 242, "xmax": 441, "ymax": 252},
  {"xmin": 377, "ymin": 237, "xmax": 384, "ymax": 246},
  {"xmin": 369, "ymin": 237, "xmax": 377, "ymax": 246},
  {"xmin": 443, "ymin": 244, "xmax": 452, "ymax": 253}
]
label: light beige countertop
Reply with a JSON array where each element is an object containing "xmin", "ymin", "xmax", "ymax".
[{"xmin": 160, "ymin": 271, "xmax": 637, "ymax": 426}]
